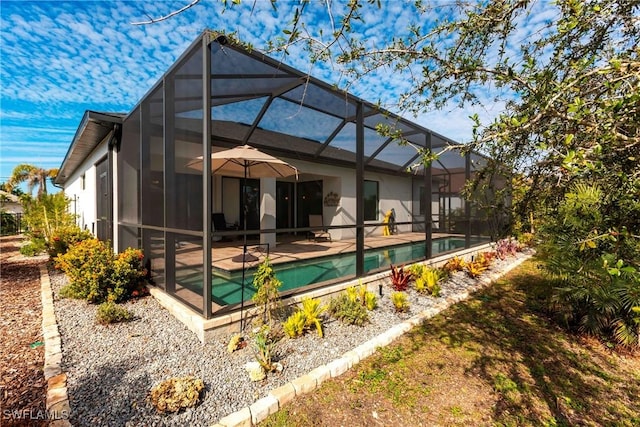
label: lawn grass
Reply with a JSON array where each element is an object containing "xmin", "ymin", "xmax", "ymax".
[{"xmin": 261, "ymin": 257, "xmax": 640, "ymax": 426}]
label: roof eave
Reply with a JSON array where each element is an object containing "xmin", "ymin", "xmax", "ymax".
[{"xmin": 55, "ymin": 111, "xmax": 124, "ymax": 186}]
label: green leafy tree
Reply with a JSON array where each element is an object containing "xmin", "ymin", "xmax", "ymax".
[
  {"xmin": 21, "ymin": 192, "xmax": 75, "ymax": 241},
  {"xmin": 8, "ymin": 164, "xmax": 58, "ymax": 199},
  {"xmin": 277, "ymin": 0, "xmax": 640, "ymax": 346}
]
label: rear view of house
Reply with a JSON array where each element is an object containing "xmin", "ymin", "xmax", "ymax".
[{"xmin": 55, "ymin": 31, "xmax": 497, "ymax": 339}]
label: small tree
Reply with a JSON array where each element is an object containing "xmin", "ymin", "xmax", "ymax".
[
  {"xmin": 251, "ymin": 258, "xmax": 282, "ymax": 325},
  {"xmin": 21, "ymin": 193, "xmax": 75, "ymax": 242}
]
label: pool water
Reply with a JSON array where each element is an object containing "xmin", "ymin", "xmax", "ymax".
[{"xmin": 184, "ymin": 236, "xmax": 488, "ymax": 305}]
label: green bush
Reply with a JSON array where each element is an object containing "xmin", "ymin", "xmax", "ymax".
[
  {"xmin": 1, "ymin": 211, "xmax": 18, "ymax": 236},
  {"xmin": 328, "ymin": 293, "xmax": 369, "ymax": 326},
  {"xmin": 414, "ymin": 267, "xmax": 443, "ymax": 297},
  {"xmin": 345, "ymin": 283, "xmax": 377, "ymax": 310},
  {"xmin": 22, "ymin": 193, "xmax": 76, "ymax": 241},
  {"xmin": 283, "ymin": 310, "xmax": 306, "ymax": 338},
  {"xmin": 56, "ymin": 239, "xmax": 146, "ymax": 304},
  {"xmin": 47, "ymin": 225, "xmax": 93, "ymax": 259},
  {"xmin": 96, "ymin": 301, "xmax": 133, "ymax": 325},
  {"xmin": 109, "ymin": 247, "xmax": 147, "ymax": 302},
  {"xmin": 19, "ymin": 238, "xmax": 46, "ymax": 256},
  {"xmin": 282, "ymin": 297, "xmax": 326, "ymax": 338},
  {"xmin": 390, "ymin": 291, "xmax": 410, "ymax": 313},
  {"xmin": 540, "ymin": 183, "xmax": 640, "ymax": 348}
]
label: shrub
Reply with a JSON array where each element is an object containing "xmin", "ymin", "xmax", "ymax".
[
  {"xmin": 19, "ymin": 238, "xmax": 46, "ymax": 256},
  {"xmin": 47, "ymin": 225, "xmax": 93, "ymax": 259},
  {"xmin": 414, "ymin": 267, "xmax": 443, "ymax": 297},
  {"xmin": 283, "ymin": 297, "xmax": 326, "ymax": 338},
  {"xmin": 109, "ymin": 247, "xmax": 146, "ymax": 302},
  {"xmin": 251, "ymin": 258, "xmax": 282, "ymax": 325},
  {"xmin": 345, "ymin": 283, "xmax": 377, "ymax": 310},
  {"xmin": 56, "ymin": 239, "xmax": 146, "ymax": 304},
  {"xmin": 328, "ymin": 293, "xmax": 369, "ymax": 326},
  {"xmin": 496, "ymin": 238, "xmax": 519, "ymax": 259},
  {"xmin": 540, "ymin": 183, "xmax": 640, "ymax": 348},
  {"xmin": 364, "ymin": 291, "xmax": 378, "ymax": 311},
  {"xmin": 517, "ymin": 232, "xmax": 535, "ymax": 247},
  {"xmin": 408, "ymin": 263, "xmax": 425, "ymax": 280},
  {"xmin": 390, "ymin": 291, "xmax": 410, "ymax": 313},
  {"xmin": 390, "ymin": 264, "xmax": 411, "ymax": 291},
  {"xmin": 21, "ymin": 193, "xmax": 76, "ymax": 243},
  {"xmin": 252, "ymin": 325, "xmax": 278, "ymax": 372},
  {"xmin": 465, "ymin": 261, "xmax": 488, "ymax": 278},
  {"xmin": 149, "ymin": 376, "xmax": 204, "ymax": 413},
  {"xmin": 283, "ymin": 310, "xmax": 307, "ymax": 338},
  {"xmin": 56, "ymin": 239, "xmax": 113, "ymax": 302},
  {"xmin": 345, "ymin": 285, "xmax": 359, "ymax": 303},
  {"xmin": 96, "ymin": 301, "xmax": 133, "ymax": 325},
  {"xmin": 443, "ymin": 256, "xmax": 466, "ymax": 272}
]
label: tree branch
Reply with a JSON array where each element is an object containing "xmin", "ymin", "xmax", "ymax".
[{"xmin": 131, "ymin": 0, "xmax": 201, "ymax": 25}]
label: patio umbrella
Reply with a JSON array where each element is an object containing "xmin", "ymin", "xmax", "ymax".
[{"xmin": 187, "ymin": 144, "xmax": 298, "ymax": 329}]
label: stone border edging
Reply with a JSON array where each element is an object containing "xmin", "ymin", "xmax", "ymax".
[
  {"xmin": 40, "ymin": 264, "xmax": 72, "ymax": 426},
  {"xmin": 211, "ymin": 253, "xmax": 533, "ymax": 427}
]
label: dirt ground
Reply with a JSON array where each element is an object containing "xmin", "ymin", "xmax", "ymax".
[{"xmin": 0, "ymin": 235, "xmax": 48, "ymax": 426}]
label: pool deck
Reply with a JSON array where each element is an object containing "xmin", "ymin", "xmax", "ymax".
[{"xmin": 211, "ymin": 232, "xmax": 462, "ymax": 272}]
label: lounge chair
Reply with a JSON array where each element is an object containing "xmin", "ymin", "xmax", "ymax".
[
  {"xmin": 309, "ymin": 214, "xmax": 331, "ymax": 242},
  {"xmin": 212, "ymin": 213, "xmax": 235, "ymax": 241}
]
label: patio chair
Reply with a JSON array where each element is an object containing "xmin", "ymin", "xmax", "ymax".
[
  {"xmin": 212, "ymin": 213, "xmax": 235, "ymax": 241},
  {"xmin": 309, "ymin": 214, "xmax": 331, "ymax": 242}
]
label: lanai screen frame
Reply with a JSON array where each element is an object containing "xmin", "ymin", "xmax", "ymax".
[{"xmin": 117, "ymin": 31, "xmax": 490, "ymax": 319}]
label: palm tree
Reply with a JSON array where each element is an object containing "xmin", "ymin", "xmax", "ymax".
[{"xmin": 8, "ymin": 164, "xmax": 58, "ymax": 199}]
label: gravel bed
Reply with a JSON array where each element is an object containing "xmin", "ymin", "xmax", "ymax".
[{"xmin": 52, "ymin": 250, "xmax": 530, "ymax": 426}]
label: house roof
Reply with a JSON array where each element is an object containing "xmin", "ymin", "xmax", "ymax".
[
  {"xmin": 0, "ymin": 190, "xmax": 19, "ymax": 203},
  {"xmin": 54, "ymin": 111, "xmax": 125, "ymax": 185}
]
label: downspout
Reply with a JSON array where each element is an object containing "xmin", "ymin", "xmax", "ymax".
[{"xmin": 109, "ymin": 124, "xmax": 122, "ymax": 251}]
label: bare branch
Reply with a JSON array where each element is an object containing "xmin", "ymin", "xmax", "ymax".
[{"xmin": 131, "ymin": 0, "xmax": 201, "ymax": 25}]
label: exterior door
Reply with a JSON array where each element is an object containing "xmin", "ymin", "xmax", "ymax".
[
  {"xmin": 95, "ymin": 157, "xmax": 111, "ymax": 241},
  {"xmin": 296, "ymin": 180, "xmax": 323, "ymax": 228},
  {"xmin": 276, "ymin": 181, "xmax": 294, "ymax": 232}
]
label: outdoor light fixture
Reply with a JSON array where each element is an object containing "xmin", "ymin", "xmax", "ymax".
[{"xmin": 378, "ymin": 284, "xmax": 383, "ymax": 297}]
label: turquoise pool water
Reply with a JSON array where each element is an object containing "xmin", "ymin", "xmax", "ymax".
[{"xmin": 183, "ymin": 236, "xmax": 488, "ymax": 305}]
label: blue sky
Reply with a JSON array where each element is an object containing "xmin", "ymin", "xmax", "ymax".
[{"xmin": 0, "ymin": 0, "xmax": 556, "ymax": 191}]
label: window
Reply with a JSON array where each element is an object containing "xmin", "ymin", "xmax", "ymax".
[
  {"xmin": 419, "ymin": 186, "xmax": 425, "ymax": 215},
  {"xmin": 364, "ymin": 180, "xmax": 378, "ymax": 221}
]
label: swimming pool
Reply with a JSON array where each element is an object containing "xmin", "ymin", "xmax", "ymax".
[{"xmin": 201, "ymin": 236, "xmax": 488, "ymax": 306}]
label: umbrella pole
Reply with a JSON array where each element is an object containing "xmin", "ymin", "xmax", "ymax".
[{"xmin": 239, "ymin": 164, "xmax": 247, "ymax": 332}]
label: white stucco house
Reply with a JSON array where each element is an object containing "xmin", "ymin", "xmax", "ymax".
[{"xmin": 54, "ymin": 31, "xmax": 494, "ymax": 332}]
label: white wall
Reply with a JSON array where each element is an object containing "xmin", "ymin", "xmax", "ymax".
[
  {"xmin": 281, "ymin": 157, "xmax": 416, "ymax": 240},
  {"xmin": 63, "ymin": 136, "xmax": 110, "ymax": 237}
]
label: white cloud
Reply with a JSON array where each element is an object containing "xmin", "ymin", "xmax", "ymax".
[{"xmin": 1, "ymin": 0, "xmax": 549, "ymax": 179}]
